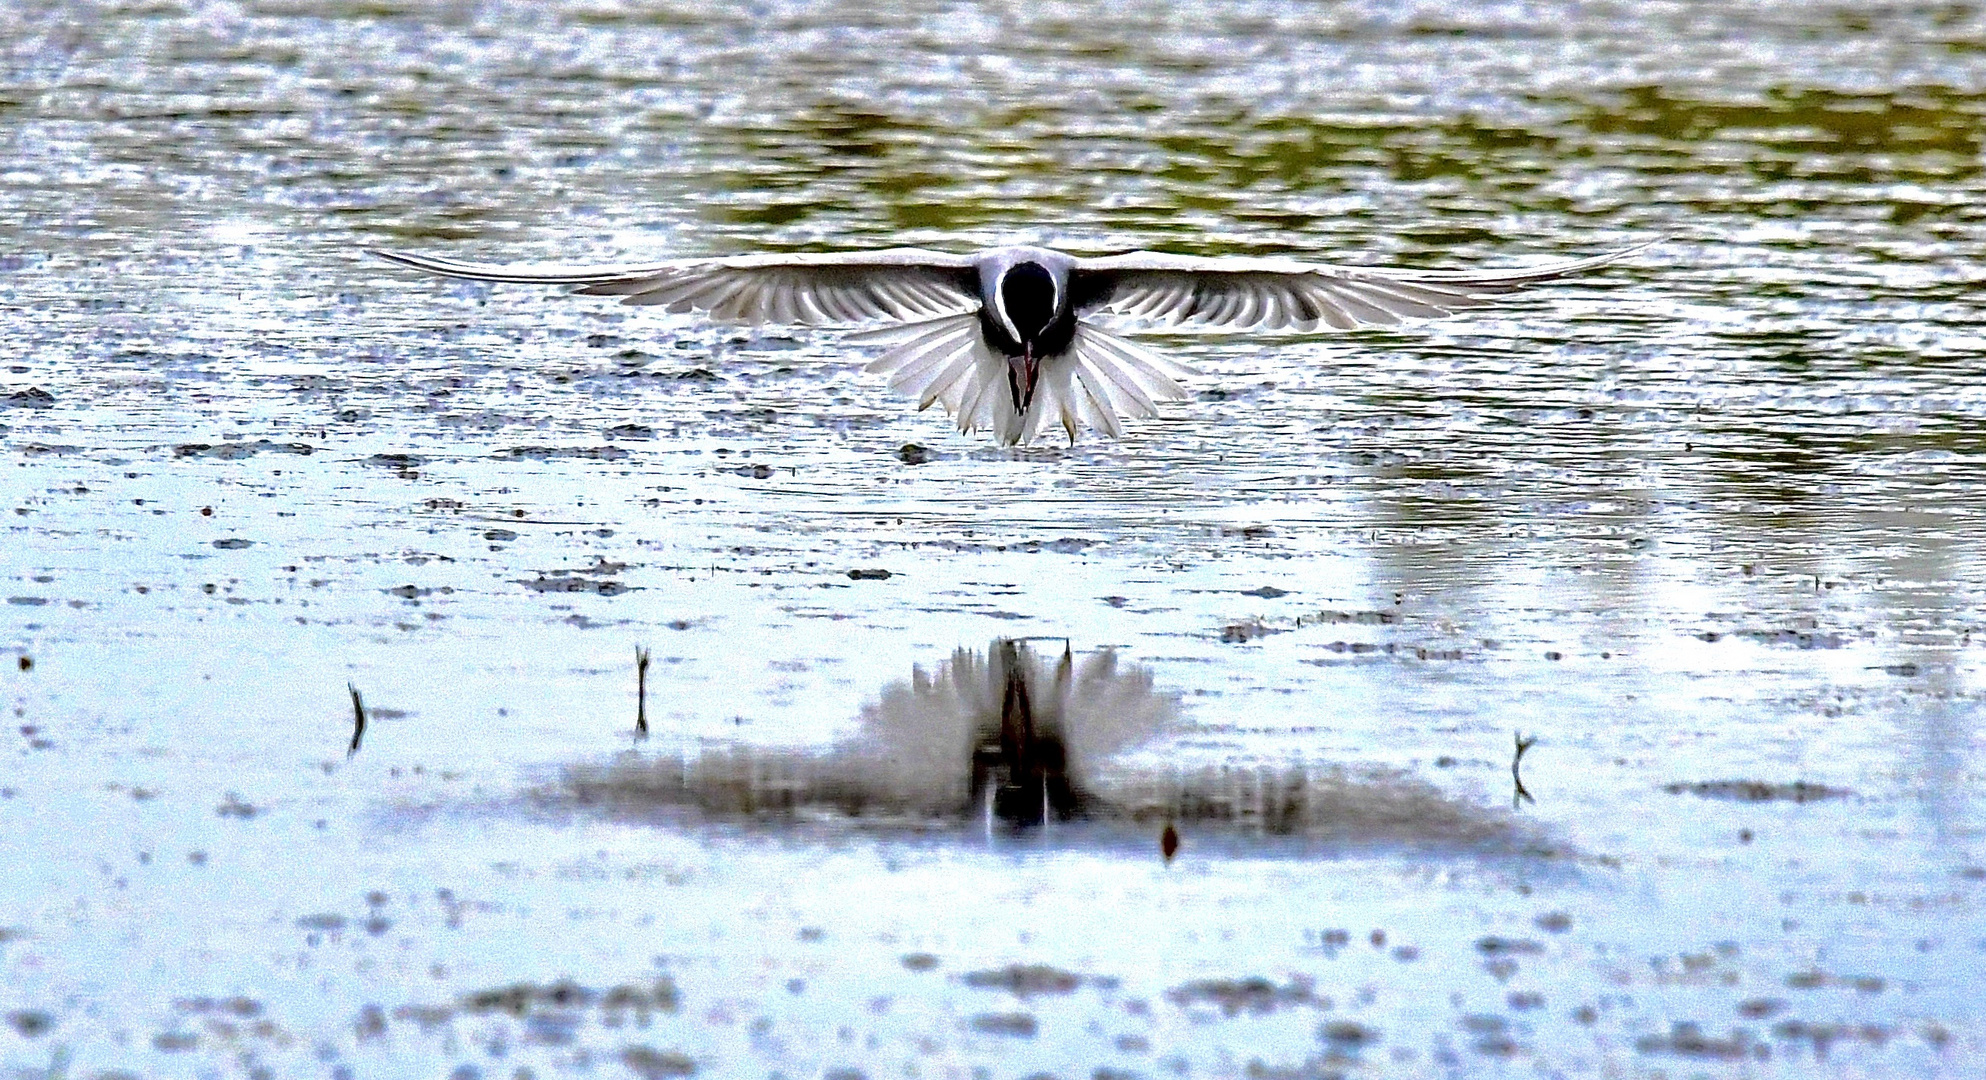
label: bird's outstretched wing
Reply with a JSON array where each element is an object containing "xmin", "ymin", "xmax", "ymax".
[
  {"xmin": 367, "ymin": 248, "xmax": 981, "ymax": 326},
  {"xmin": 1071, "ymin": 243, "xmax": 1653, "ymax": 332}
]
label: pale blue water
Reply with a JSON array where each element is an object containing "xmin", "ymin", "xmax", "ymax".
[{"xmin": 3, "ymin": 1, "xmax": 1984, "ymax": 1077}]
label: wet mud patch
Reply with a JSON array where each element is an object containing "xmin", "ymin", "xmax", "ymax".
[
  {"xmin": 324, "ymin": 978, "xmax": 688, "ymax": 1062},
  {"xmin": 7, "ymin": 1009, "xmax": 54, "ymax": 1038},
  {"xmin": 1167, "ymin": 975, "xmax": 1322, "ymax": 1017},
  {"xmin": 1695, "ymin": 627, "xmax": 1857, "ymax": 650},
  {"xmin": 961, "ymin": 963, "xmax": 1109, "ymax": 997},
  {"xmin": 1301, "ymin": 640, "xmax": 1473, "ymax": 663},
  {"xmin": 1635, "ymin": 1018, "xmax": 1906, "ymax": 1063},
  {"xmin": 461, "ymin": 976, "xmax": 680, "ymax": 1021},
  {"xmin": 1221, "ymin": 607, "xmax": 1406, "ymax": 645},
  {"xmin": 1662, "ymin": 780, "xmax": 1852, "ymax": 803},
  {"xmin": 5, "ymin": 387, "xmax": 56, "ymax": 409},
  {"xmin": 1784, "ymin": 968, "xmax": 1888, "ymax": 993},
  {"xmin": 1768, "ymin": 1019, "xmax": 1902, "ymax": 1059},
  {"xmin": 621, "ymin": 1046, "xmax": 698, "ymax": 1077},
  {"xmin": 363, "ymin": 452, "xmax": 426, "ymax": 469},
  {"xmin": 173, "ymin": 440, "xmax": 316, "ymax": 459},
  {"xmin": 517, "ymin": 568, "xmax": 632, "ymax": 596},
  {"xmin": 1219, "ymin": 618, "xmax": 1285, "ymax": 644},
  {"xmin": 497, "ymin": 444, "xmax": 633, "ymax": 461},
  {"xmin": 967, "ymin": 1012, "xmax": 1037, "ymax": 1037}
]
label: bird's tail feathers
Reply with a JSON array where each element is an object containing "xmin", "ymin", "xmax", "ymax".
[
  {"xmin": 860, "ymin": 315, "xmax": 1194, "ymax": 446},
  {"xmin": 1001, "ymin": 323, "xmax": 1195, "ymax": 445}
]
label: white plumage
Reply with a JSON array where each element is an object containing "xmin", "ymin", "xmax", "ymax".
[{"xmin": 851, "ymin": 315, "xmax": 1193, "ymax": 443}]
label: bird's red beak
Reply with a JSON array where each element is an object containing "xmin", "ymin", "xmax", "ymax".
[{"xmin": 1007, "ymin": 344, "xmax": 1039, "ymax": 413}]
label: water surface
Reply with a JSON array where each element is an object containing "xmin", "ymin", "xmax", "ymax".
[{"xmin": 3, "ymin": 1, "xmax": 1984, "ymax": 1077}]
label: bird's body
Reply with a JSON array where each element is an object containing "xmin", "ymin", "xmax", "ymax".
[{"xmin": 370, "ymin": 240, "xmax": 1648, "ymax": 445}]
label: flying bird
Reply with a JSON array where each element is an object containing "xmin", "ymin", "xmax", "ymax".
[{"xmin": 369, "ymin": 241, "xmax": 1649, "ymax": 445}]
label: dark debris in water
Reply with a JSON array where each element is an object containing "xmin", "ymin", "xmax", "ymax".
[
  {"xmin": 461, "ymin": 976, "xmax": 680, "ymax": 1019},
  {"xmin": 4, "ymin": 387, "xmax": 55, "ymax": 409},
  {"xmin": 1770, "ymin": 1019, "xmax": 1895, "ymax": 1056},
  {"xmin": 1230, "ymin": 607, "xmax": 1406, "ymax": 644},
  {"xmin": 497, "ymin": 445, "xmax": 630, "ymax": 461},
  {"xmin": 364, "ymin": 452, "xmax": 425, "ymax": 468},
  {"xmin": 1662, "ymin": 781, "xmax": 1851, "ymax": 803},
  {"xmin": 1696, "ymin": 628, "xmax": 1852, "ymax": 650},
  {"xmin": 1167, "ymin": 975, "xmax": 1320, "ymax": 1017},
  {"xmin": 1785, "ymin": 968, "xmax": 1885, "ymax": 993},
  {"xmin": 174, "ymin": 996, "xmax": 262, "ymax": 1018},
  {"xmin": 966, "ymin": 1012, "xmax": 1037, "ymax": 1037},
  {"xmin": 1303, "ymin": 640, "xmax": 1468, "ymax": 662},
  {"xmin": 6, "ymin": 1010, "xmax": 53, "ymax": 1038},
  {"xmin": 961, "ymin": 963, "xmax": 1097, "ymax": 997},
  {"xmin": 621, "ymin": 1046, "xmax": 698, "ymax": 1078},
  {"xmin": 1635, "ymin": 1022, "xmax": 1768, "ymax": 1061},
  {"xmin": 1221, "ymin": 618, "xmax": 1285, "ymax": 643},
  {"xmin": 1321, "ymin": 1020, "xmax": 1380, "ymax": 1047},
  {"xmin": 517, "ymin": 574, "xmax": 630, "ymax": 596},
  {"xmin": 175, "ymin": 440, "xmax": 315, "ymax": 459}
]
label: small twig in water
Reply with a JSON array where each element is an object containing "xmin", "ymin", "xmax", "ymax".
[
  {"xmin": 635, "ymin": 645, "xmax": 651, "ymax": 739},
  {"xmin": 1512, "ymin": 732, "xmax": 1537, "ymax": 809},
  {"xmin": 347, "ymin": 683, "xmax": 367, "ymax": 759}
]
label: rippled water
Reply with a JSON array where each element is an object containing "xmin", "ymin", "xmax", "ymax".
[{"xmin": 4, "ymin": 1, "xmax": 1985, "ymax": 1077}]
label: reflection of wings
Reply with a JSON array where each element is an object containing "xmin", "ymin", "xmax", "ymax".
[
  {"xmin": 1072, "ymin": 245, "xmax": 1649, "ymax": 331},
  {"xmin": 367, "ymin": 248, "xmax": 980, "ymax": 325},
  {"xmin": 854, "ymin": 641, "xmax": 1178, "ymax": 791},
  {"xmin": 554, "ymin": 640, "xmax": 1546, "ymax": 854},
  {"xmin": 1099, "ymin": 766, "xmax": 1530, "ymax": 849}
]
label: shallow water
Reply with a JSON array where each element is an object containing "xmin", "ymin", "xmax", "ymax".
[{"xmin": 4, "ymin": 0, "xmax": 1985, "ymax": 1077}]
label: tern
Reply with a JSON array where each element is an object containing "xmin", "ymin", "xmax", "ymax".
[{"xmin": 369, "ymin": 241, "xmax": 1648, "ymax": 445}]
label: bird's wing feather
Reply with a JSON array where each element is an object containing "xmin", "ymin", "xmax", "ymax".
[
  {"xmin": 366, "ymin": 247, "xmax": 981, "ymax": 326},
  {"xmin": 1071, "ymin": 242, "xmax": 1652, "ymax": 332}
]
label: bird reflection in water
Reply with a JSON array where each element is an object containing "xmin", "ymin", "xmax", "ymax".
[
  {"xmin": 973, "ymin": 639, "xmax": 1104, "ymax": 829},
  {"xmin": 558, "ymin": 639, "xmax": 1547, "ymax": 856}
]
